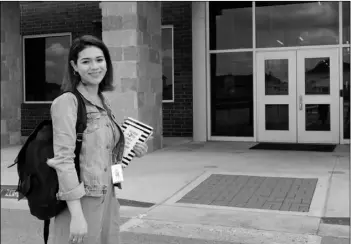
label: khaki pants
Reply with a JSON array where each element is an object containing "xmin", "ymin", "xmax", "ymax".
[{"xmin": 52, "ymin": 184, "xmax": 121, "ymax": 244}]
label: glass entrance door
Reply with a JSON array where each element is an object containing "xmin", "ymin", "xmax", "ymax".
[
  {"xmin": 296, "ymin": 49, "xmax": 339, "ymax": 143},
  {"xmin": 257, "ymin": 51, "xmax": 297, "ymax": 142},
  {"xmin": 257, "ymin": 49, "xmax": 340, "ymax": 143}
]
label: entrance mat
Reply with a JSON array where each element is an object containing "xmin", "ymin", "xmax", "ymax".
[
  {"xmin": 321, "ymin": 217, "xmax": 350, "ymax": 226},
  {"xmin": 250, "ymin": 143, "xmax": 336, "ymax": 152},
  {"xmin": 1, "ymin": 185, "xmax": 155, "ymax": 208},
  {"xmin": 177, "ymin": 174, "xmax": 318, "ymax": 212}
]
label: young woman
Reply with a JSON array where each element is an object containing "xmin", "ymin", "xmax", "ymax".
[{"xmin": 47, "ymin": 35, "xmax": 148, "ymax": 244}]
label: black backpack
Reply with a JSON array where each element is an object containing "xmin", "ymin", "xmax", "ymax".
[{"xmin": 8, "ymin": 90, "xmax": 87, "ymax": 244}]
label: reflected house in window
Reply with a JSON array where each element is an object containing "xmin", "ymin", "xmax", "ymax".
[
  {"xmin": 265, "ymin": 72, "xmax": 288, "ymax": 95},
  {"xmin": 305, "ymin": 59, "xmax": 331, "ymax": 95},
  {"xmin": 264, "ymin": 71, "xmax": 289, "ymax": 129},
  {"xmin": 305, "ymin": 59, "xmax": 331, "ymax": 130},
  {"xmin": 264, "ymin": 59, "xmax": 289, "ymax": 96},
  {"xmin": 303, "ymin": 58, "xmax": 351, "ymax": 132}
]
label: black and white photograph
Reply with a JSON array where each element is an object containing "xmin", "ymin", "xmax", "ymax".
[{"xmin": 1, "ymin": 1, "xmax": 350, "ymax": 244}]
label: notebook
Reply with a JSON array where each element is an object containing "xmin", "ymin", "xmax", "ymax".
[{"xmin": 120, "ymin": 117, "xmax": 153, "ymax": 167}]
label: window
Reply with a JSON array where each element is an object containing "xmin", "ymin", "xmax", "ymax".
[
  {"xmin": 256, "ymin": 2, "xmax": 339, "ymax": 48},
  {"xmin": 209, "ymin": 2, "xmax": 253, "ymax": 50},
  {"xmin": 210, "ymin": 52, "xmax": 254, "ymax": 137},
  {"xmin": 161, "ymin": 26, "xmax": 174, "ymax": 102},
  {"xmin": 343, "ymin": 1, "xmax": 350, "ymax": 44},
  {"xmin": 23, "ymin": 33, "xmax": 71, "ymax": 103},
  {"xmin": 343, "ymin": 47, "xmax": 350, "ymax": 139}
]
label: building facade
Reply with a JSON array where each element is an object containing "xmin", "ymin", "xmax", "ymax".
[
  {"xmin": 1, "ymin": 2, "xmax": 350, "ymax": 148},
  {"xmin": 202, "ymin": 2, "xmax": 350, "ymax": 145},
  {"xmin": 19, "ymin": 1, "xmax": 193, "ymax": 139}
]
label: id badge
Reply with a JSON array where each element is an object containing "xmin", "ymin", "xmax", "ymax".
[{"xmin": 111, "ymin": 164, "xmax": 124, "ymax": 184}]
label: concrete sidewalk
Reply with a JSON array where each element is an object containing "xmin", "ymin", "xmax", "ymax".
[{"xmin": 1, "ymin": 141, "xmax": 350, "ymax": 244}]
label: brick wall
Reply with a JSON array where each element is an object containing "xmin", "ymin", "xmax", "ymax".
[
  {"xmin": 20, "ymin": 1, "xmax": 102, "ymax": 38},
  {"xmin": 162, "ymin": 2, "xmax": 193, "ymax": 137},
  {"xmin": 20, "ymin": 1, "xmax": 193, "ymax": 137},
  {"xmin": 1, "ymin": 2, "xmax": 22, "ymax": 147},
  {"xmin": 20, "ymin": 1, "xmax": 102, "ymax": 136}
]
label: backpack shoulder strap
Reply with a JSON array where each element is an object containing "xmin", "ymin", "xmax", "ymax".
[
  {"xmin": 58, "ymin": 90, "xmax": 87, "ymax": 181},
  {"xmin": 72, "ymin": 90, "xmax": 86, "ymax": 181},
  {"xmin": 58, "ymin": 90, "xmax": 87, "ymax": 136},
  {"xmin": 72, "ymin": 90, "xmax": 87, "ymax": 140}
]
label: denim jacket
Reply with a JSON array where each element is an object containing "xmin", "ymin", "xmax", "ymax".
[{"xmin": 47, "ymin": 84, "xmax": 125, "ymax": 201}]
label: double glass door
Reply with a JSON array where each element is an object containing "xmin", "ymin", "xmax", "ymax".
[{"xmin": 257, "ymin": 49, "xmax": 339, "ymax": 143}]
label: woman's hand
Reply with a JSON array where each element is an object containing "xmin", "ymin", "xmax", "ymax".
[
  {"xmin": 133, "ymin": 142, "xmax": 148, "ymax": 158},
  {"xmin": 69, "ymin": 213, "xmax": 87, "ymax": 244}
]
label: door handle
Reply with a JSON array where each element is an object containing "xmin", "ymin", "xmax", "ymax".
[{"xmin": 299, "ymin": 95, "xmax": 303, "ymax": 111}]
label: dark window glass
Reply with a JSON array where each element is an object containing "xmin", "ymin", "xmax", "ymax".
[
  {"xmin": 210, "ymin": 52, "xmax": 254, "ymax": 137},
  {"xmin": 209, "ymin": 2, "xmax": 252, "ymax": 50},
  {"xmin": 265, "ymin": 59, "xmax": 289, "ymax": 95},
  {"xmin": 24, "ymin": 35, "xmax": 70, "ymax": 102},
  {"xmin": 256, "ymin": 2, "xmax": 339, "ymax": 47},
  {"xmin": 162, "ymin": 27, "xmax": 174, "ymax": 101},
  {"xmin": 305, "ymin": 104, "xmax": 330, "ymax": 131},
  {"xmin": 265, "ymin": 105, "xmax": 289, "ymax": 130},
  {"xmin": 343, "ymin": 47, "xmax": 350, "ymax": 139},
  {"xmin": 304, "ymin": 57, "xmax": 330, "ymax": 95},
  {"xmin": 343, "ymin": 2, "xmax": 350, "ymax": 44}
]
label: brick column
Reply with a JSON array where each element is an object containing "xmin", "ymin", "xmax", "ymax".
[
  {"xmin": 1, "ymin": 2, "xmax": 22, "ymax": 147},
  {"xmin": 100, "ymin": 2, "xmax": 162, "ymax": 152}
]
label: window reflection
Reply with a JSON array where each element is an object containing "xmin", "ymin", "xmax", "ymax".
[
  {"xmin": 162, "ymin": 27, "xmax": 174, "ymax": 101},
  {"xmin": 305, "ymin": 104, "xmax": 330, "ymax": 131},
  {"xmin": 342, "ymin": 2, "xmax": 350, "ymax": 44},
  {"xmin": 343, "ymin": 47, "xmax": 350, "ymax": 139},
  {"xmin": 211, "ymin": 52, "xmax": 254, "ymax": 137},
  {"xmin": 256, "ymin": 2, "xmax": 339, "ymax": 48},
  {"xmin": 265, "ymin": 105, "xmax": 289, "ymax": 130},
  {"xmin": 265, "ymin": 59, "xmax": 289, "ymax": 95},
  {"xmin": 305, "ymin": 58, "xmax": 330, "ymax": 95},
  {"xmin": 209, "ymin": 2, "xmax": 252, "ymax": 50},
  {"xmin": 25, "ymin": 35, "xmax": 70, "ymax": 102}
]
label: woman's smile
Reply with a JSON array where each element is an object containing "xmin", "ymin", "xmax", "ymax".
[{"xmin": 89, "ymin": 71, "xmax": 102, "ymax": 78}]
